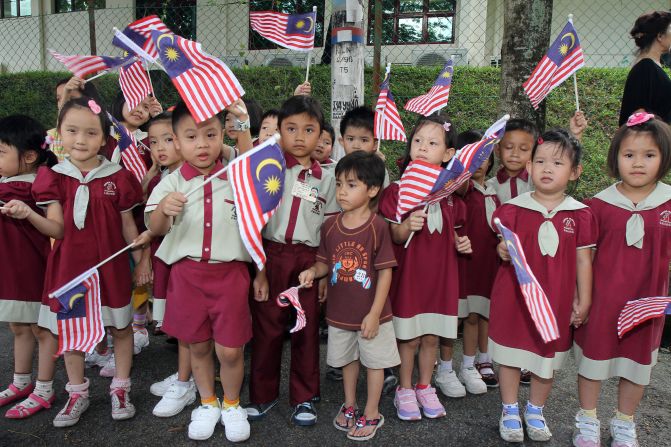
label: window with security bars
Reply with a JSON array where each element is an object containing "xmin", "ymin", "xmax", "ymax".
[
  {"xmin": 1, "ymin": 0, "xmax": 31, "ymax": 18},
  {"xmin": 135, "ymin": 0, "xmax": 197, "ymax": 40},
  {"xmin": 54, "ymin": 0, "xmax": 105, "ymax": 13},
  {"xmin": 368, "ymin": 0, "xmax": 456, "ymax": 45},
  {"xmin": 248, "ymin": 0, "xmax": 324, "ymax": 50}
]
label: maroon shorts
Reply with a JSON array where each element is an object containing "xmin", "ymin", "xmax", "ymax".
[
  {"xmin": 151, "ymin": 255, "xmax": 171, "ymax": 300},
  {"xmin": 162, "ymin": 258, "xmax": 252, "ymax": 347}
]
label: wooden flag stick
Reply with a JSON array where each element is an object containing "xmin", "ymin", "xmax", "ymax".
[
  {"xmin": 304, "ymin": 6, "xmax": 317, "ymax": 83},
  {"xmin": 568, "ymin": 15, "xmax": 580, "ymax": 111},
  {"xmin": 404, "ymin": 203, "xmax": 429, "ymax": 248},
  {"xmin": 83, "ymin": 56, "xmax": 136, "ymax": 84}
]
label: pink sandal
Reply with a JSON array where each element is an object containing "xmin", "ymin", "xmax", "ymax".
[
  {"xmin": 5, "ymin": 393, "xmax": 55, "ymax": 419},
  {"xmin": 0, "ymin": 383, "xmax": 34, "ymax": 407}
]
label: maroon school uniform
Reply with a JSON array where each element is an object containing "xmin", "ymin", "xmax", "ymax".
[
  {"xmin": 379, "ymin": 181, "xmax": 466, "ymax": 340},
  {"xmin": 32, "ymin": 158, "xmax": 143, "ymax": 334},
  {"xmin": 488, "ymin": 193, "xmax": 597, "ymax": 379},
  {"xmin": 0, "ymin": 175, "xmax": 50, "ymax": 323},
  {"xmin": 574, "ymin": 183, "xmax": 671, "ymax": 385},
  {"xmin": 457, "ymin": 181, "xmax": 501, "ymax": 318}
]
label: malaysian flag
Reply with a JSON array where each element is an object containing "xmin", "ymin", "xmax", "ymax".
[
  {"xmin": 107, "ymin": 113, "xmax": 148, "ymax": 184},
  {"xmin": 229, "ymin": 136, "xmax": 286, "ymax": 270},
  {"xmin": 617, "ymin": 296, "xmax": 671, "ymax": 338},
  {"xmin": 277, "ymin": 287, "xmax": 307, "ymax": 333},
  {"xmin": 375, "ymin": 69, "xmax": 407, "ymax": 142},
  {"xmin": 119, "ymin": 60, "xmax": 153, "ymax": 111},
  {"xmin": 250, "ymin": 10, "xmax": 317, "ymax": 51},
  {"xmin": 51, "ymin": 268, "xmax": 104, "ymax": 355},
  {"xmin": 113, "ymin": 15, "xmax": 171, "ymax": 60},
  {"xmin": 151, "ymin": 30, "xmax": 245, "ymax": 123},
  {"xmin": 404, "ymin": 59, "xmax": 454, "ymax": 116},
  {"xmin": 494, "ymin": 218, "xmax": 560, "ymax": 343},
  {"xmin": 523, "ymin": 19, "xmax": 585, "ymax": 109},
  {"xmin": 50, "ymin": 50, "xmax": 133, "ymax": 78}
]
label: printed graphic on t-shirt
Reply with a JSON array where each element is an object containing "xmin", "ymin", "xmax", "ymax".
[{"xmin": 331, "ymin": 241, "xmax": 372, "ymax": 289}]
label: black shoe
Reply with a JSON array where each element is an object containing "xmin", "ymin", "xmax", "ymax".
[
  {"xmin": 291, "ymin": 401, "xmax": 317, "ymax": 426},
  {"xmin": 245, "ymin": 399, "xmax": 279, "ymax": 421},
  {"xmin": 326, "ymin": 366, "xmax": 343, "ymax": 381},
  {"xmin": 382, "ymin": 369, "xmax": 398, "ymax": 395},
  {"xmin": 519, "ymin": 369, "xmax": 531, "ymax": 385}
]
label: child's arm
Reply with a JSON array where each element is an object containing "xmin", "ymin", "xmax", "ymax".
[
  {"xmin": 294, "ymin": 81, "xmax": 311, "ymax": 96},
  {"xmin": 2, "ymin": 200, "xmax": 64, "ymax": 239},
  {"xmin": 497, "ymin": 239, "xmax": 510, "ymax": 261},
  {"xmin": 148, "ymin": 192, "xmax": 187, "ymax": 236},
  {"xmin": 361, "ymin": 268, "xmax": 392, "ymax": 339},
  {"xmin": 390, "ymin": 210, "xmax": 426, "ymax": 244},
  {"xmin": 455, "ymin": 232, "xmax": 472, "ymax": 254},
  {"xmin": 121, "ymin": 211, "xmax": 143, "ymax": 265},
  {"xmin": 571, "ymin": 248, "xmax": 593, "ymax": 328},
  {"xmin": 569, "ymin": 111, "xmax": 588, "ymax": 142},
  {"xmin": 298, "ymin": 261, "xmax": 329, "ymax": 288},
  {"xmin": 226, "ymin": 99, "xmax": 253, "ymax": 155},
  {"xmin": 253, "ymin": 266, "xmax": 269, "ymax": 302}
]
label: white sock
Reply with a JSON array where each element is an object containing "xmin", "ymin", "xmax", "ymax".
[
  {"xmin": 175, "ymin": 380, "xmax": 191, "ymax": 389},
  {"xmin": 476, "ymin": 352, "xmax": 491, "ymax": 364},
  {"xmin": 13, "ymin": 373, "xmax": 31, "ymax": 390},
  {"xmin": 439, "ymin": 359, "xmax": 453, "ymax": 372},
  {"xmin": 462, "ymin": 355, "xmax": 475, "ymax": 369},
  {"xmin": 20, "ymin": 380, "xmax": 54, "ymax": 409}
]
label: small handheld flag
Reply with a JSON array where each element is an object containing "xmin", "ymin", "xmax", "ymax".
[
  {"xmin": 523, "ymin": 18, "xmax": 585, "ymax": 109},
  {"xmin": 229, "ymin": 136, "xmax": 286, "ymax": 270},
  {"xmin": 151, "ymin": 30, "xmax": 245, "ymax": 123},
  {"xmin": 112, "ymin": 15, "xmax": 171, "ymax": 60},
  {"xmin": 494, "ymin": 218, "xmax": 560, "ymax": 343},
  {"xmin": 250, "ymin": 10, "xmax": 317, "ymax": 52},
  {"xmin": 277, "ymin": 286, "xmax": 307, "ymax": 333},
  {"xmin": 107, "ymin": 113, "xmax": 148, "ymax": 184},
  {"xmin": 404, "ymin": 58, "xmax": 454, "ymax": 116},
  {"xmin": 375, "ymin": 65, "xmax": 407, "ymax": 143},
  {"xmin": 119, "ymin": 60, "xmax": 154, "ymax": 111},
  {"xmin": 51, "ymin": 268, "xmax": 105, "ymax": 355},
  {"xmin": 617, "ymin": 296, "xmax": 671, "ymax": 338},
  {"xmin": 50, "ymin": 50, "xmax": 133, "ymax": 79}
]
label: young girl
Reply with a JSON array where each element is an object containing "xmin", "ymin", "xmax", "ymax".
[
  {"xmin": 573, "ymin": 113, "xmax": 671, "ymax": 447},
  {"xmin": 0, "ymin": 116, "xmax": 58, "ymax": 419},
  {"xmin": 379, "ymin": 113, "xmax": 472, "ymax": 421},
  {"xmin": 491, "ymin": 129, "xmax": 595, "ymax": 443},
  {"xmin": 5, "ymin": 97, "xmax": 146, "ymax": 426}
]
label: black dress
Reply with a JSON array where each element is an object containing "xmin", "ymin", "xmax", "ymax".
[{"xmin": 619, "ymin": 58, "xmax": 671, "ymax": 125}]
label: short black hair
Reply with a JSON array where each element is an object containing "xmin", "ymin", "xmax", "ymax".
[
  {"xmin": 278, "ymin": 95, "xmax": 324, "ymax": 132},
  {"xmin": 532, "ymin": 128, "xmax": 583, "ymax": 169},
  {"xmin": 58, "ymin": 96, "xmax": 110, "ymax": 141},
  {"xmin": 110, "ymin": 91, "xmax": 129, "ymax": 123},
  {"xmin": 322, "ymin": 123, "xmax": 336, "ymax": 143},
  {"xmin": 261, "ymin": 109, "xmax": 279, "ymax": 123},
  {"xmin": 146, "ymin": 111, "xmax": 173, "ymax": 132},
  {"xmin": 505, "ymin": 118, "xmax": 540, "ymax": 141},
  {"xmin": 608, "ymin": 115, "xmax": 671, "ymax": 181},
  {"xmin": 335, "ymin": 151, "xmax": 386, "ymax": 205},
  {"xmin": 457, "ymin": 129, "xmax": 494, "ymax": 175},
  {"xmin": 340, "ymin": 106, "xmax": 375, "ymax": 136},
  {"xmin": 0, "ymin": 115, "xmax": 57, "ymax": 168}
]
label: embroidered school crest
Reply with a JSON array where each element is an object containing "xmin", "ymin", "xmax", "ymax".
[
  {"xmin": 660, "ymin": 210, "xmax": 671, "ymax": 227},
  {"xmin": 562, "ymin": 217, "xmax": 575, "ymax": 234},
  {"xmin": 103, "ymin": 181, "xmax": 117, "ymax": 196}
]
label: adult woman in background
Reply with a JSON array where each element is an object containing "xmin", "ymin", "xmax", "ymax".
[{"xmin": 619, "ymin": 10, "xmax": 671, "ymax": 125}]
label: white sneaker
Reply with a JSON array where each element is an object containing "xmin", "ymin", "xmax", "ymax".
[
  {"xmin": 100, "ymin": 354, "xmax": 116, "ymax": 378},
  {"xmin": 188, "ymin": 403, "xmax": 221, "ymax": 441},
  {"xmin": 610, "ymin": 418, "xmax": 639, "ymax": 447},
  {"xmin": 221, "ymin": 405, "xmax": 251, "ymax": 442},
  {"xmin": 459, "ymin": 366, "xmax": 488, "ymax": 395},
  {"xmin": 150, "ymin": 373, "xmax": 178, "ymax": 397},
  {"xmin": 152, "ymin": 382, "xmax": 197, "ymax": 418},
  {"xmin": 85, "ymin": 349, "xmax": 111, "ymax": 368},
  {"xmin": 573, "ymin": 412, "xmax": 601, "ymax": 447},
  {"xmin": 435, "ymin": 369, "xmax": 466, "ymax": 398},
  {"xmin": 133, "ymin": 329, "xmax": 149, "ymax": 355}
]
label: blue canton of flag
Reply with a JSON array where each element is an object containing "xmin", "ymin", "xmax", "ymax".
[
  {"xmin": 107, "ymin": 113, "xmax": 147, "ymax": 183},
  {"xmin": 152, "ymin": 32, "xmax": 195, "ymax": 79},
  {"xmin": 286, "ymin": 11, "xmax": 317, "ymax": 35}
]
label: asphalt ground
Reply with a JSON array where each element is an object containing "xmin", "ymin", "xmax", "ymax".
[{"xmin": 0, "ymin": 323, "xmax": 669, "ymax": 446}]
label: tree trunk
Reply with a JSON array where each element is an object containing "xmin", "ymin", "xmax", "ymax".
[
  {"xmin": 87, "ymin": 0, "xmax": 97, "ymax": 55},
  {"xmin": 499, "ymin": 0, "xmax": 553, "ymax": 131}
]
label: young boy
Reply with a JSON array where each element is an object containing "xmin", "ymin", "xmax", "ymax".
[
  {"xmin": 339, "ymin": 106, "xmax": 390, "ymax": 186},
  {"xmin": 314, "ymin": 123, "xmax": 335, "ymax": 166},
  {"xmin": 145, "ymin": 100, "xmax": 252, "ymax": 442},
  {"xmin": 299, "ymin": 151, "xmax": 399, "ymax": 441},
  {"xmin": 247, "ymin": 95, "xmax": 339, "ymax": 426},
  {"xmin": 258, "ymin": 109, "xmax": 279, "ymax": 145}
]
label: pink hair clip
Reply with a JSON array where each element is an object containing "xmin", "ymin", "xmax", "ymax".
[
  {"xmin": 443, "ymin": 122, "xmax": 451, "ymax": 132},
  {"xmin": 537, "ymin": 137, "xmax": 544, "ymax": 145},
  {"xmin": 88, "ymin": 99, "xmax": 101, "ymax": 115},
  {"xmin": 41, "ymin": 134, "xmax": 54, "ymax": 150},
  {"xmin": 626, "ymin": 112, "xmax": 655, "ymax": 127}
]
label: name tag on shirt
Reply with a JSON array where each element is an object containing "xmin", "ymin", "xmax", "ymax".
[{"xmin": 292, "ymin": 180, "xmax": 317, "ymax": 203}]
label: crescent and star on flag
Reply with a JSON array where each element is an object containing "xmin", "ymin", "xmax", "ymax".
[
  {"xmin": 559, "ymin": 32, "xmax": 576, "ymax": 56},
  {"xmin": 256, "ymin": 158, "xmax": 283, "ymax": 195},
  {"xmin": 295, "ymin": 15, "xmax": 315, "ymax": 33}
]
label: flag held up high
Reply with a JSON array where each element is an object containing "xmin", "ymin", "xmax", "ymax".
[
  {"xmin": 375, "ymin": 65, "xmax": 407, "ymax": 143},
  {"xmin": 112, "ymin": 15, "xmax": 171, "ymax": 60},
  {"xmin": 250, "ymin": 10, "xmax": 317, "ymax": 51},
  {"xmin": 494, "ymin": 218, "xmax": 560, "ymax": 343},
  {"xmin": 49, "ymin": 50, "xmax": 133, "ymax": 79},
  {"xmin": 404, "ymin": 58, "xmax": 454, "ymax": 116},
  {"xmin": 229, "ymin": 136, "xmax": 286, "ymax": 270},
  {"xmin": 523, "ymin": 19, "xmax": 585, "ymax": 109},
  {"xmin": 119, "ymin": 60, "xmax": 154, "ymax": 111},
  {"xmin": 151, "ymin": 30, "xmax": 245, "ymax": 123}
]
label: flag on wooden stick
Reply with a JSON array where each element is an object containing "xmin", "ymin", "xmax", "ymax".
[
  {"xmin": 375, "ymin": 65, "xmax": 406, "ymax": 143},
  {"xmin": 404, "ymin": 59, "xmax": 454, "ymax": 116},
  {"xmin": 250, "ymin": 10, "xmax": 317, "ymax": 51}
]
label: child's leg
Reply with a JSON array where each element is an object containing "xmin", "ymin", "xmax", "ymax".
[
  {"xmin": 9, "ymin": 322, "xmax": 36, "ymax": 375},
  {"xmin": 498, "ymin": 365, "xmax": 521, "ymax": 404},
  {"xmin": 617, "ymin": 378, "xmax": 644, "ymax": 417},
  {"xmin": 53, "ymin": 351, "xmax": 90, "ymax": 427},
  {"xmin": 214, "ymin": 344, "xmax": 244, "ymax": 404},
  {"xmin": 524, "ymin": 373, "xmax": 554, "ymax": 440},
  {"xmin": 35, "ymin": 327, "xmax": 58, "ymax": 382},
  {"xmin": 528, "ymin": 373, "xmax": 553, "ymax": 407},
  {"xmin": 577, "ymin": 374, "xmax": 601, "ymax": 411},
  {"xmin": 190, "ymin": 340, "xmax": 216, "ymax": 403},
  {"xmin": 398, "ymin": 338, "xmax": 420, "ymax": 389},
  {"xmin": 417, "ymin": 335, "xmax": 439, "ymax": 386},
  {"xmin": 439, "ymin": 337, "xmax": 453, "ymax": 366},
  {"xmin": 177, "ymin": 340, "xmax": 192, "ymax": 382},
  {"xmin": 497, "ymin": 365, "xmax": 523, "ymax": 440},
  {"xmin": 478, "ymin": 317, "xmax": 489, "ymax": 354},
  {"xmin": 342, "ymin": 361, "xmax": 360, "ymax": 408},
  {"xmin": 347, "ymin": 368, "xmax": 384, "ymax": 439},
  {"xmin": 463, "ymin": 314, "xmax": 479, "ymax": 358},
  {"xmin": 64, "ymin": 351, "xmax": 86, "ymax": 385},
  {"xmin": 110, "ymin": 325, "xmax": 133, "ymax": 379}
]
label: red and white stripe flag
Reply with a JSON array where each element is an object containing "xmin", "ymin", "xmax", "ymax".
[
  {"xmin": 617, "ymin": 296, "xmax": 671, "ymax": 338},
  {"xmin": 277, "ymin": 287, "xmax": 307, "ymax": 333},
  {"xmin": 249, "ymin": 10, "xmax": 317, "ymax": 52},
  {"xmin": 375, "ymin": 67, "xmax": 407, "ymax": 143},
  {"xmin": 50, "ymin": 50, "xmax": 133, "ymax": 78},
  {"xmin": 151, "ymin": 30, "xmax": 245, "ymax": 123},
  {"xmin": 108, "ymin": 113, "xmax": 148, "ymax": 184},
  {"xmin": 52, "ymin": 268, "xmax": 104, "ymax": 355},
  {"xmin": 119, "ymin": 60, "xmax": 153, "ymax": 111},
  {"xmin": 394, "ymin": 159, "xmax": 444, "ymax": 222},
  {"xmin": 494, "ymin": 218, "xmax": 560, "ymax": 343},
  {"xmin": 113, "ymin": 15, "xmax": 171, "ymax": 60},
  {"xmin": 404, "ymin": 59, "xmax": 454, "ymax": 116}
]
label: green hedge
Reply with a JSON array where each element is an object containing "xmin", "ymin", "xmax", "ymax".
[{"xmin": 0, "ymin": 66, "xmax": 630, "ymax": 198}]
